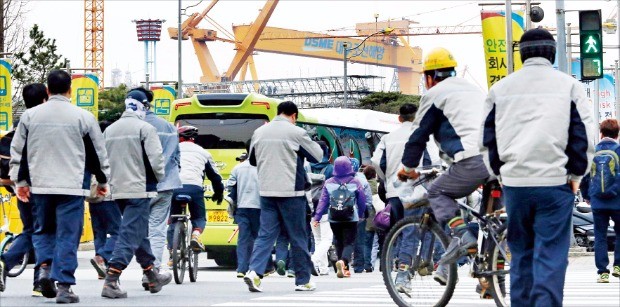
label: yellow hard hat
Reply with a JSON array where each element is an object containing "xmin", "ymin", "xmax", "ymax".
[{"xmin": 423, "ymin": 47, "xmax": 457, "ymax": 72}]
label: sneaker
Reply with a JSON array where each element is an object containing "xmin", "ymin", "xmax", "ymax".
[
  {"xmin": 318, "ymin": 268, "xmax": 330, "ymax": 276},
  {"xmin": 613, "ymin": 266, "xmax": 620, "ymax": 278},
  {"xmin": 90, "ymin": 255, "xmax": 107, "ymax": 280},
  {"xmin": 343, "ymin": 269, "xmax": 351, "ymax": 278},
  {"xmin": 434, "ymin": 263, "xmax": 449, "ymax": 286},
  {"xmin": 56, "ymin": 284, "xmax": 79, "ymax": 304},
  {"xmin": 237, "ymin": 272, "xmax": 245, "ymax": 278},
  {"xmin": 101, "ymin": 272, "xmax": 127, "ymax": 299},
  {"xmin": 335, "ymin": 260, "xmax": 345, "ymax": 278},
  {"xmin": 39, "ymin": 264, "xmax": 57, "ymax": 298},
  {"xmin": 364, "ymin": 266, "xmax": 374, "ymax": 273},
  {"xmin": 395, "ymin": 267, "xmax": 411, "ymax": 294},
  {"xmin": 244, "ymin": 271, "xmax": 262, "ymax": 292},
  {"xmin": 190, "ymin": 232, "xmax": 205, "ymax": 252},
  {"xmin": 311, "ymin": 263, "xmax": 319, "ymax": 277},
  {"xmin": 145, "ymin": 268, "xmax": 172, "ymax": 293},
  {"xmin": 598, "ymin": 272, "xmax": 610, "ymax": 283},
  {"xmin": 294, "ymin": 281, "xmax": 316, "ymax": 291},
  {"xmin": 286, "ymin": 270, "xmax": 295, "ymax": 278},
  {"xmin": 0, "ymin": 259, "xmax": 5, "ymax": 292},
  {"xmin": 276, "ymin": 260, "xmax": 286, "ymax": 276},
  {"xmin": 32, "ymin": 284, "xmax": 43, "ymax": 297},
  {"xmin": 263, "ymin": 268, "xmax": 276, "ymax": 277},
  {"xmin": 438, "ymin": 231, "xmax": 477, "ymax": 265}
]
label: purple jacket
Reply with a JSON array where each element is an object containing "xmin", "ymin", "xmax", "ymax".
[{"xmin": 313, "ymin": 174, "xmax": 366, "ymax": 222}]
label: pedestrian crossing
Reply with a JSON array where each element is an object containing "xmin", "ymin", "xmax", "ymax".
[{"xmin": 212, "ymin": 266, "xmax": 620, "ymax": 307}]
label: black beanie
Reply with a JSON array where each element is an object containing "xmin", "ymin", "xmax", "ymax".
[{"xmin": 519, "ymin": 28, "xmax": 556, "ymax": 64}]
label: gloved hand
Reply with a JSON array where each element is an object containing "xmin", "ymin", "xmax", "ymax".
[
  {"xmin": 397, "ymin": 167, "xmax": 419, "ymax": 181},
  {"xmin": 212, "ymin": 193, "xmax": 223, "ymax": 205}
]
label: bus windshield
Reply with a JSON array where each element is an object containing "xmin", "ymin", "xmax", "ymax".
[{"xmin": 175, "ymin": 113, "xmax": 269, "ymax": 149}]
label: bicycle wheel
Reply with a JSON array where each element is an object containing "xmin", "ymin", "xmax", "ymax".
[
  {"xmin": 188, "ymin": 220, "xmax": 198, "ymax": 282},
  {"xmin": 382, "ymin": 215, "xmax": 458, "ymax": 307},
  {"xmin": 487, "ymin": 230, "xmax": 511, "ymax": 307},
  {"xmin": 0, "ymin": 235, "xmax": 29, "ymax": 278},
  {"xmin": 172, "ymin": 221, "xmax": 187, "ymax": 284}
]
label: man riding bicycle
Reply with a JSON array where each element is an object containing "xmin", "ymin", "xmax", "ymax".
[
  {"xmin": 397, "ymin": 47, "xmax": 489, "ymax": 266},
  {"xmin": 167, "ymin": 125, "xmax": 224, "ymax": 258}
]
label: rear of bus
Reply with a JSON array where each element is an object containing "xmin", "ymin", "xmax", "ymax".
[{"xmin": 169, "ymin": 93, "xmax": 279, "ymax": 266}]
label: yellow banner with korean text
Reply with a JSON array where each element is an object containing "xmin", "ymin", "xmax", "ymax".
[
  {"xmin": 481, "ymin": 10, "xmax": 525, "ymax": 88},
  {"xmin": 151, "ymin": 85, "xmax": 176, "ymax": 121},
  {"xmin": 0, "ymin": 59, "xmax": 13, "ymax": 131},
  {"xmin": 71, "ymin": 74, "xmax": 99, "ymax": 120}
]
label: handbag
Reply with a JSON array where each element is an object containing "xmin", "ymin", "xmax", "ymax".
[{"xmin": 373, "ymin": 203, "xmax": 391, "ymax": 231}]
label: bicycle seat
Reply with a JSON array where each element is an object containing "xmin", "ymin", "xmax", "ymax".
[{"xmin": 175, "ymin": 195, "xmax": 192, "ymax": 203}]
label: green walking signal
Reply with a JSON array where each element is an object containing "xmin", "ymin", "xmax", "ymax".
[{"xmin": 579, "ymin": 10, "xmax": 603, "ymax": 80}]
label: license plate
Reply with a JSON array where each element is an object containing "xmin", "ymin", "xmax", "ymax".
[{"xmin": 207, "ymin": 210, "xmax": 229, "ymax": 223}]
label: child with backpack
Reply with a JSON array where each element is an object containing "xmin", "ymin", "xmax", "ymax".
[
  {"xmin": 580, "ymin": 118, "xmax": 620, "ymax": 283},
  {"xmin": 312, "ymin": 156, "xmax": 366, "ymax": 278}
]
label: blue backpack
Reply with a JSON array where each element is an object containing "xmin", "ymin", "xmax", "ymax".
[
  {"xmin": 589, "ymin": 144, "xmax": 620, "ymax": 199},
  {"xmin": 328, "ymin": 179, "xmax": 356, "ymax": 222}
]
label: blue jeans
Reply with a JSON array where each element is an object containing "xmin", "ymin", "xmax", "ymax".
[
  {"xmin": 32, "ymin": 194, "xmax": 84, "ymax": 285},
  {"xmin": 109, "ymin": 198, "xmax": 156, "ymax": 271},
  {"xmin": 171, "ymin": 185, "xmax": 206, "ymax": 231},
  {"xmin": 248, "ymin": 196, "xmax": 311, "ymax": 285},
  {"xmin": 235, "ymin": 208, "xmax": 261, "ymax": 274},
  {"xmin": 397, "ymin": 206, "xmax": 429, "ymax": 265},
  {"xmin": 504, "ymin": 185, "xmax": 573, "ymax": 307},
  {"xmin": 1, "ymin": 200, "xmax": 40, "ymax": 286},
  {"xmin": 592, "ymin": 208, "xmax": 620, "ymax": 274},
  {"xmin": 148, "ymin": 190, "xmax": 173, "ymax": 268},
  {"xmin": 89, "ymin": 201, "xmax": 121, "ymax": 263},
  {"xmin": 353, "ymin": 221, "xmax": 367, "ymax": 272},
  {"xmin": 364, "ymin": 231, "xmax": 375, "ymax": 270}
]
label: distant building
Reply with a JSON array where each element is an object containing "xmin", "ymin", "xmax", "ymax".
[{"xmin": 111, "ymin": 68, "xmax": 122, "ymax": 87}]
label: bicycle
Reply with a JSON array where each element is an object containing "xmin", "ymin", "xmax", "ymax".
[
  {"xmin": 0, "ymin": 193, "xmax": 29, "ymax": 277},
  {"xmin": 170, "ymin": 194, "xmax": 199, "ymax": 284},
  {"xmin": 381, "ymin": 168, "xmax": 510, "ymax": 307}
]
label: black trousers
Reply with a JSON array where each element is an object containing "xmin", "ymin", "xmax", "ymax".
[{"xmin": 329, "ymin": 222, "xmax": 358, "ymax": 267}]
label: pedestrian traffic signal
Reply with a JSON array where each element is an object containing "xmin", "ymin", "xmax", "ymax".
[{"xmin": 579, "ymin": 10, "xmax": 603, "ymax": 80}]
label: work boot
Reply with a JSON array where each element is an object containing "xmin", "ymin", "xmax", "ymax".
[
  {"xmin": 39, "ymin": 263, "xmax": 57, "ymax": 298},
  {"xmin": 434, "ymin": 263, "xmax": 449, "ymax": 286},
  {"xmin": 90, "ymin": 255, "xmax": 107, "ymax": 280},
  {"xmin": 190, "ymin": 230, "xmax": 205, "ymax": 252},
  {"xmin": 395, "ymin": 265, "xmax": 411, "ymax": 294},
  {"xmin": 101, "ymin": 268, "xmax": 127, "ymax": 299},
  {"xmin": 144, "ymin": 266, "xmax": 172, "ymax": 294},
  {"xmin": 56, "ymin": 284, "xmax": 79, "ymax": 304},
  {"xmin": 438, "ymin": 230, "xmax": 477, "ymax": 265},
  {"xmin": 141, "ymin": 267, "xmax": 161, "ymax": 291}
]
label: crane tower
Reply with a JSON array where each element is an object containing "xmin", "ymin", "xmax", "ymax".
[{"xmin": 84, "ymin": 0, "xmax": 104, "ymax": 87}]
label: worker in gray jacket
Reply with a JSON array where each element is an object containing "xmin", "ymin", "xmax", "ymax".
[
  {"xmin": 228, "ymin": 152, "xmax": 261, "ymax": 278},
  {"xmin": 480, "ymin": 28, "xmax": 595, "ymax": 307},
  {"xmin": 243, "ymin": 101, "xmax": 323, "ymax": 293},
  {"xmin": 101, "ymin": 90, "xmax": 171, "ymax": 299},
  {"xmin": 10, "ymin": 70, "xmax": 110, "ymax": 303},
  {"xmin": 398, "ymin": 48, "xmax": 490, "ymax": 267}
]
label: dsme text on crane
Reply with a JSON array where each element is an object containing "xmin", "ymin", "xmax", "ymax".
[{"xmin": 303, "ymin": 38, "xmax": 385, "ymax": 61}]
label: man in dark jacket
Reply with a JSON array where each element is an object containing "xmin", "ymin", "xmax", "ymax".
[
  {"xmin": 580, "ymin": 118, "xmax": 620, "ymax": 283},
  {"xmin": 0, "ymin": 83, "xmax": 47, "ymax": 296}
]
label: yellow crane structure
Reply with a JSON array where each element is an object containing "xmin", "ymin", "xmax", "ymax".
[{"xmin": 84, "ymin": 0, "xmax": 104, "ymax": 87}]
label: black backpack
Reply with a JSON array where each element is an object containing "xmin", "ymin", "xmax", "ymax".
[{"xmin": 328, "ymin": 179, "xmax": 356, "ymax": 222}]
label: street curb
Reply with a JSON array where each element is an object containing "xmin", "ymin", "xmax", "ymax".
[{"xmin": 78, "ymin": 242, "xmax": 95, "ymax": 251}]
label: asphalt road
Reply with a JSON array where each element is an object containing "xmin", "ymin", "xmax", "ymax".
[{"xmin": 0, "ymin": 252, "xmax": 619, "ymax": 306}]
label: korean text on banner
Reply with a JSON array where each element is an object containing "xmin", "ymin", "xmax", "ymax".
[
  {"xmin": 151, "ymin": 86, "xmax": 176, "ymax": 120},
  {"xmin": 481, "ymin": 10, "xmax": 525, "ymax": 88},
  {"xmin": 0, "ymin": 60, "xmax": 12, "ymax": 131},
  {"xmin": 71, "ymin": 74, "xmax": 99, "ymax": 120}
]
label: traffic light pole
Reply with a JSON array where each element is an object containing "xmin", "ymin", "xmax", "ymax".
[
  {"xmin": 556, "ymin": 0, "xmax": 568, "ymax": 73},
  {"xmin": 505, "ymin": 0, "xmax": 514, "ymax": 74}
]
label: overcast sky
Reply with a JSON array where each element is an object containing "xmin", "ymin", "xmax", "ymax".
[{"xmin": 22, "ymin": 0, "xmax": 619, "ymax": 92}]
